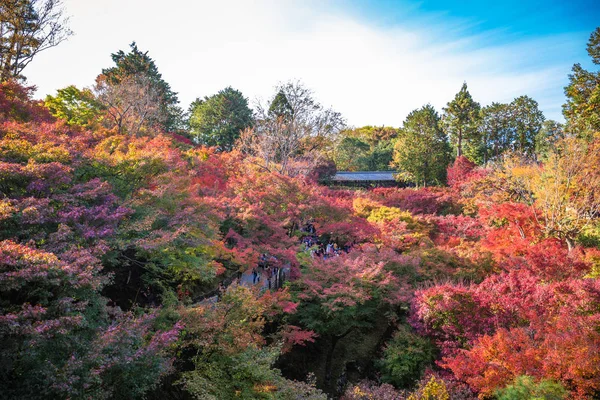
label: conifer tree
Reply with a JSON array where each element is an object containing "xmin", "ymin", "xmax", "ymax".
[
  {"xmin": 442, "ymin": 83, "xmax": 481, "ymax": 158},
  {"xmin": 563, "ymin": 27, "xmax": 600, "ymax": 138}
]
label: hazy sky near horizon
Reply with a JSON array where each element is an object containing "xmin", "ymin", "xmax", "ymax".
[{"xmin": 25, "ymin": 0, "xmax": 600, "ymax": 126}]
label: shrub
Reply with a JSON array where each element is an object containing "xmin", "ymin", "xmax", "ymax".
[{"xmin": 379, "ymin": 325, "xmax": 437, "ymax": 388}]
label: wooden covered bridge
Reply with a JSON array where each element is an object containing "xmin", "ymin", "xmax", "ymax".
[{"xmin": 325, "ymin": 171, "xmax": 401, "ymax": 188}]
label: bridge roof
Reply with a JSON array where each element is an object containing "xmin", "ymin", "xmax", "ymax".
[{"xmin": 331, "ymin": 171, "xmax": 397, "ymax": 181}]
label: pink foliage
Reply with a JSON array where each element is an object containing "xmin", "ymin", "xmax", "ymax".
[
  {"xmin": 281, "ymin": 325, "xmax": 318, "ymax": 353},
  {"xmin": 446, "ymin": 156, "xmax": 477, "ymax": 188},
  {"xmin": 0, "ymin": 240, "xmax": 103, "ymax": 340},
  {"xmin": 433, "ymin": 214, "xmax": 484, "ymax": 242},
  {"xmin": 413, "ymin": 265, "xmax": 600, "ymax": 397},
  {"xmin": 0, "ymin": 80, "xmax": 53, "ymax": 123},
  {"xmin": 368, "ymin": 187, "xmax": 459, "ymax": 215}
]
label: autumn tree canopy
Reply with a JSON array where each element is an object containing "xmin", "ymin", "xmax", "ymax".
[{"xmin": 1, "ymin": 5, "xmax": 599, "ymax": 399}]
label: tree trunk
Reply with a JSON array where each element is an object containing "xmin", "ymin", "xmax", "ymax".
[
  {"xmin": 324, "ymin": 335, "xmax": 339, "ymax": 384},
  {"xmin": 324, "ymin": 328, "xmax": 354, "ymax": 384},
  {"xmin": 566, "ymin": 237, "xmax": 575, "ymax": 253}
]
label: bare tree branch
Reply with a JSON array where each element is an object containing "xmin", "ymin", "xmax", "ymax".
[{"xmin": 0, "ymin": 0, "xmax": 72, "ymax": 81}]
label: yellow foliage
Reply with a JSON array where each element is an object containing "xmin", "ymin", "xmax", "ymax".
[
  {"xmin": 584, "ymin": 252, "xmax": 600, "ymax": 279},
  {"xmin": 367, "ymin": 206, "xmax": 414, "ymax": 225},
  {"xmin": 352, "ymin": 196, "xmax": 382, "ymax": 218},
  {"xmin": 408, "ymin": 376, "xmax": 450, "ymax": 400},
  {"xmin": 0, "ymin": 137, "xmax": 33, "ymax": 161},
  {"xmin": 351, "ymin": 386, "xmax": 375, "ymax": 399},
  {"xmin": 0, "ymin": 199, "xmax": 16, "ymax": 220},
  {"xmin": 254, "ymin": 383, "xmax": 277, "ymax": 393},
  {"xmin": 485, "ymin": 139, "xmax": 600, "ymax": 251},
  {"xmin": 31, "ymin": 142, "xmax": 71, "ymax": 163}
]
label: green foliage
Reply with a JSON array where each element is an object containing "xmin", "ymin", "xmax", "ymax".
[
  {"xmin": 334, "ymin": 126, "xmax": 398, "ymax": 171},
  {"xmin": 335, "ymin": 136, "xmax": 371, "ymax": 170},
  {"xmin": 577, "ymin": 221, "xmax": 600, "ymax": 249},
  {"xmin": 510, "ymin": 95, "xmax": 545, "ymax": 155},
  {"xmin": 180, "ymin": 286, "xmax": 326, "ymax": 400},
  {"xmin": 478, "ymin": 102, "xmax": 511, "ymax": 163},
  {"xmin": 563, "ymin": 28, "xmax": 600, "ymax": 139},
  {"xmin": 268, "ymin": 89, "xmax": 294, "ymax": 121},
  {"xmin": 379, "ymin": 325, "xmax": 437, "ymax": 388},
  {"xmin": 535, "ymin": 120, "xmax": 565, "ymax": 160},
  {"xmin": 370, "ymin": 140, "xmax": 396, "ymax": 170},
  {"xmin": 80, "ymin": 135, "xmax": 170, "ymax": 197},
  {"xmin": 45, "ymin": 85, "xmax": 102, "ymax": 127},
  {"xmin": 182, "ymin": 346, "xmax": 325, "ymax": 400},
  {"xmin": 393, "ymin": 105, "xmax": 452, "ymax": 186},
  {"xmin": 189, "ymin": 86, "xmax": 254, "ymax": 150},
  {"xmin": 183, "ymin": 346, "xmax": 281, "ymax": 399},
  {"xmin": 442, "ymin": 82, "xmax": 481, "ymax": 158},
  {"xmin": 587, "ymin": 27, "xmax": 600, "ymax": 65},
  {"xmin": 495, "ymin": 376, "xmax": 567, "ymax": 400},
  {"xmin": 477, "ymin": 97, "xmax": 545, "ymax": 163}
]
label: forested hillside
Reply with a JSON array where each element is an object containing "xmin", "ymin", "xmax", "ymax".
[{"xmin": 1, "ymin": 1, "xmax": 600, "ymax": 399}]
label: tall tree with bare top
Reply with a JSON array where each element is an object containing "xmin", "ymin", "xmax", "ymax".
[
  {"xmin": 237, "ymin": 81, "xmax": 344, "ymax": 175},
  {"xmin": 94, "ymin": 74, "xmax": 166, "ymax": 136},
  {"xmin": 99, "ymin": 42, "xmax": 183, "ymax": 133}
]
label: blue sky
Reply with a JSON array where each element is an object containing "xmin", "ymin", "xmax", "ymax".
[
  {"xmin": 347, "ymin": 0, "xmax": 598, "ymax": 36},
  {"xmin": 25, "ymin": 0, "xmax": 600, "ymax": 126}
]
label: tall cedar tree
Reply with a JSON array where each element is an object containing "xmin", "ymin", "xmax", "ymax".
[
  {"xmin": 479, "ymin": 102, "xmax": 511, "ymax": 163},
  {"xmin": 509, "ymin": 95, "xmax": 545, "ymax": 155},
  {"xmin": 442, "ymin": 82, "xmax": 481, "ymax": 158}
]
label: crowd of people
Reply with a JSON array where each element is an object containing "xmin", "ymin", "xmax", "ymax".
[
  {"xmin": 251, "ymin": 253, "xmax": 285, "ymax": 290},
  {"xmin": 211, "ymin": 221, "xmax": 353, "ymax": 303},
  {"xmin": 300, "ymin": 222, "xmax": 352, "ymax": 259}
]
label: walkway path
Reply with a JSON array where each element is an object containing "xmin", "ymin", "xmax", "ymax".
[{"xmin": 195, "ymin": 223, "xmax": 347, "ymax": 305}]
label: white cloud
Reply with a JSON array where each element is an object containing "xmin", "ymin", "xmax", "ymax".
[{"xmin": 24, "ymin": 0, "xmax": 581, "ymax": 126}]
